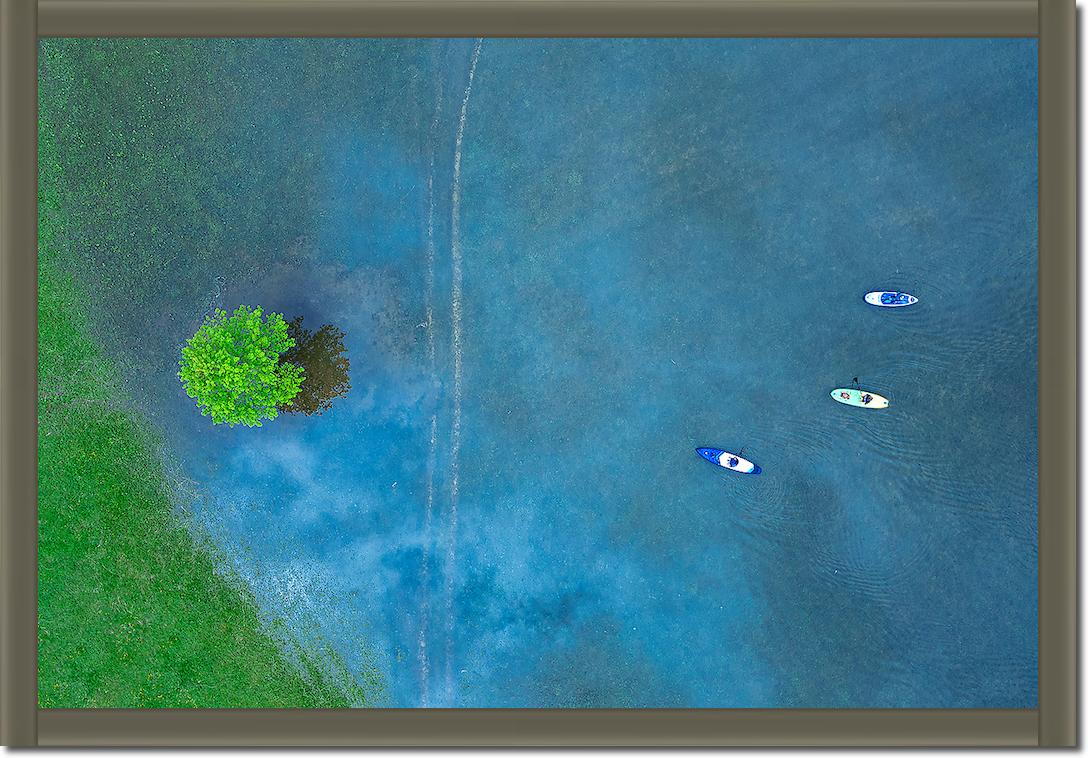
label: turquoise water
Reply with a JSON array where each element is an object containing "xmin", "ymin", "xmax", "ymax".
[{"xmin": 45, "ymin": 38, "xmax": 1037, "ymax": 707}]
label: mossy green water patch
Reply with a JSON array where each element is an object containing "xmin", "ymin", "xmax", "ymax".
[{"xmin": 38, "ymin": 42, "xmax": 379, "ymax": 710}]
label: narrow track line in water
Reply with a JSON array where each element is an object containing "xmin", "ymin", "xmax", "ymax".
[
  {"xmin": 445, "ymin": 36, "xmax": 483, "ymax": 705},
  {"xmin": 417, "ymin": 59, "xmax": 444, "ymax": 710},
  {"xmin": 418, "ymin": 415, "xmax": 437, "ymax": 704}
]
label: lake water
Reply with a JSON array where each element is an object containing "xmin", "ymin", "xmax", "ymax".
[{"xmin": 50, "ymin": 38, "xmax": 1038, "ymax": 707}]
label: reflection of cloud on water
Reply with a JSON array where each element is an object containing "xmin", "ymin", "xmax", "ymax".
[
  {"xmin": 186, "ymin": 419, "xmax": 437, "ymax": 705},
  {"xmin": 192, "ymin": 502, "xmax": 391, "ymax": 706},
  {"xmin": 156, "ymin": 124, "xmax": 451, "ymax": 706},
  {"xmin": 170, "ymin": 231, "xmax": 440, "ymax": 704}
]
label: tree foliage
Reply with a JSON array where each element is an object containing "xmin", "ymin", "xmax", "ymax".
[
  {"xmin": 178, "ymin": 305, "xmax": 304, "ymax": 427},
  {"xmin": 279, "ymin": 316, "xmax": 351, "ymax": 416}
]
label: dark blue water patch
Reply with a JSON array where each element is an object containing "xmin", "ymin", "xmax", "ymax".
[
  {"xmin": 451, "ymin": 38, "xmax": 1037, "ymax": 708},
  {"xmin": 496, "ymin": 615, "xmax": 690, "ymax": 708},
  {"xmin": 47, "ymin": 37, "xmax": 1037, "ymax": 707}
]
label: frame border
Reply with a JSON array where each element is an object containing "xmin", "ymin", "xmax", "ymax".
[
  {"xmin": 2, "ymin": 0, "xmax": 1075, "ymax": 747},
  {"xmin": 1037, "ymin": 0, "xmax": 1077, "ymax": 746},
  {"xmin": 1, "ymin": 0, "xmax": 38, "ymax": 748},
  {"xmin": 37, "ymin": 0, "xmax": 1040, "ymax": 38},
  {"xmin": 37, "ymin": 709, "xmax": 1038, "ymax": 748}
]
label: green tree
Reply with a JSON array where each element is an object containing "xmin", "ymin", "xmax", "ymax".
[
  {"xmin": 179, "ymin": 305, "xmax": 304, "ymax": 427},
  {"xmin": 279, "ymin": 316, "xmax": 351, "ymax": 416}
]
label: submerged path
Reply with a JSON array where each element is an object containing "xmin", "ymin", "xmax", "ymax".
[
  {"xmin": 417, "ymin": 57, "xmax": 444, "ymax": 708},
  {"xmin": 444, "ymin": 37, "xmax": 483, "ymax": 706}
]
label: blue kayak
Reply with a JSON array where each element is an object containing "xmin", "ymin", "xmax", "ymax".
[{"xmin": 697, "ymin": 447, "xmax": 761, "ymax": 475}]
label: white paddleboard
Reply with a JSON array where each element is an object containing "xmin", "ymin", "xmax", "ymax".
[{"xmin": 830, "ymin": 388, "xmax": 889, "ymax": 409}]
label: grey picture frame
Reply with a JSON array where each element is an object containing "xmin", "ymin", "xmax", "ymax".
[{"xmin": 1, "ymin": 0, "xmax": 1075, "ymax": 747}]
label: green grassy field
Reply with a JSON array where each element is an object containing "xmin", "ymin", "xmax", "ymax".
[{"xmin": 38, "ymin": 42, "xmax": 376, "ymax": 709}]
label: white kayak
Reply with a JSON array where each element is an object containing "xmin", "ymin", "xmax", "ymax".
[
  {"xmin": 696, "ymin": 447, "xmax": 761, "ymax": 474},
  {"xmin": 865, "ymin": 291, "xmax": 918, "ymax": 308}
]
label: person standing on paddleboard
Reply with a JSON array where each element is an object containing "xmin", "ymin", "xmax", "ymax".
[{"xmin": 851, "ymin": 377, "xmax": 873, "ymax": 405}]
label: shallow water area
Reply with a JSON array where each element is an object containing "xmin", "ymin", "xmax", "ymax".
[{"xmin": 41, "ymin": 37, "xmax": 1038, "ymax": 708}]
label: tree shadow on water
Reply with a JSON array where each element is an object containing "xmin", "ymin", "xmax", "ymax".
[{"xmin": 279, "ymin": 316, "xmax": 352, "ymax": 417}]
